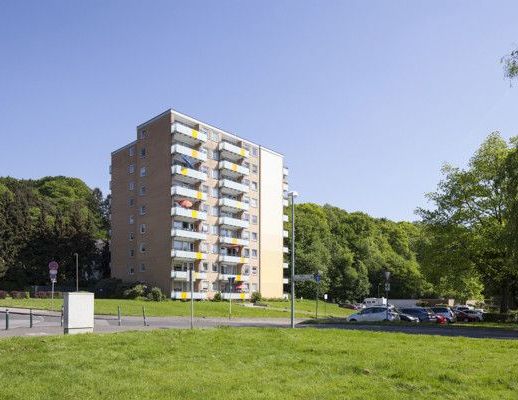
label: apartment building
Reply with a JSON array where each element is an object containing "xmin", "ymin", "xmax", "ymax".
[{"xmin": 110, "ymin": 109, "xmax": 290, "ymax": 300}]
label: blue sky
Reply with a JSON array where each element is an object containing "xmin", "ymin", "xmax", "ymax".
[{"xmin": 1, "ymin": 1, "xmax": 517, "ymax": 221}]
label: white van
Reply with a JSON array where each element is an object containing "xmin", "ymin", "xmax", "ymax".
[{"xmin": 362, "ymin": 297, "xmax": 387, "ymax": 307}]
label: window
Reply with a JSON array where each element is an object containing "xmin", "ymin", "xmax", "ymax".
[
  {"xmin": 211, "ymin": 206, "xmax": 219, "ymax": 217},
  {"xmin": 202, "ymin": 262, "xmax": 209, "ymax": 272},
  {"xmin": 242, "ymin": 231, "xmax": 249, "ymax": 240},
  {"xmin": 252, "ymin": 267, "xmax": 257, "ymax": 275},
  {"xmin": 139, "ymin": 224, "xmax": 146, "ymax": 234},
  {"xmin": 211, "ymin": 150, "xmax": 219, "ymax": 160},
  {"xmin": 251, "ymin": 283, "xmax": 258, "ymax": 292},
  {"xmin": 200, "ymin": 242, "xmax": 207, "ymax": 252},
  {"xmin": 212, "ymin": 188, "xmax": 219, "ymax": 197},
  {"xmin": 251, "ymin": 181, "xmax": 258, "ymax": 191},
  {"xmin": 140, "ymin": 167, "xmax": 147, "ymax": 177},
  {"xmin": 252, "ymin": 215, "xmax": 258, "ymax": 224},
  {"xmin": 212, "ymin": 282, "xmax": 218, "ymax": 291},
  {"xmin": 244, "ymin": 248, "xmax": 250, "ymax": 257},
  {"xmin": 128, "ymin": 266, "xmax": 135, "ymax": 275},
  {"xmin": 129, "ymin": 215, "xmax": 135, "ymax": 224},
  {"xmin": 139, "ymin": 129, "xmax": 147, "ymax": 139},
  {"xmin": 201, "ymin": 223, "xmax": 209, "ymax": 233},
  {"xmin": 139, "ymin": 263, "xmax": 146, "ymax": 272},
  {"xmin": 252, "ymin": 249, "xmax": 258, "ymax": 259},
  {"xmin": 140, "ymin": 148, "xmax": 146, "ymax": 158},
  {"xmin": 129, "ymin": 232, "xmax": 135, "ymax": 240},
  {"xmin": 251, "ymin": 164, "xmax": 258, "ymax": 174},
  {"xmin": 201, "ymin": 281, "xmax": 209, "ymax": 291},
  {"xmin": 243, "ymin": 179, "xmax": 250, "ymax": 186},
  {"xmin": 243, "ymin": 196, "xmax": 250, "ymax": 204},
  {"xmin": 212, "ymin": 170, "xmax": 219, "ymax": 179},
  {"xmin": 202, "ymin": 185, "xmax": 209, "ymax": 193},
  {"xmin": 129, "ymin": 164, "xmax": 135, "ymax": 174},
  {"xmin": 201, "ymin": 166, "xmax": 209, "ymax": 174},
  {"xmin": 129, "ymin": 146, "xmax": 135, "ymax": 156},
  {"xmin": 139, "ymin": 243, "xmax": 146, "ymax": 253},
  {"xmin": 128, "ymin": 198, "xmax": 134, "ymax": 206},
  {"xmin": 251, "ymin": 232, "xmax": 257, "ymax": 241},
  {"xmin": 212, "ymin": 244, "xmax": 219, "ymax": 254},
  {"xmin": 129, "ymin": 181, "xmax": 135, "ymax": 191},
  {"xmin": 129, "ymin": 249, "xmax": 135, "ymax": 257},
  {"xmin": 211, "ymin": 131, "xmax": 219, "ymax": 141},
  {"xmin": 211, "ymin": 225, "xmax": 219, "ymax": 235},
  {"xmin": 243, "ymin": 143, "xmax": 250, "ymax": 150},
  {"xmin": 212, "ymin": 262, "xmax": 218, "ymax": 272},
  {"xmin": 139, "ymin": 186, "xmax": 146, "ymax": 196},
  {"xmin": 139, "ymin": 205, "xmax": 146, "ymax": 215},
  {"xmin": 243, "ymin": 161, "xmax": 250, "ymax": 168},
  {"xmin": 251, "ymin": 198, "xmax": 257, "ymax": 208},
  {"xmin": 243, "ymin": 213, "xmax": 249, "ymax": 221},
  {"xmin": 252, "ymin": 147, "xmax": 258, "ymax": 157}
]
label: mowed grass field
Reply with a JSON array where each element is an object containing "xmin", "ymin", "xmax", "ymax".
[
  {"xmin": 1, "ymin": 328, "xmax": 517, "ymax": 400},
  {"xmin": 0, "ymin": 298, "xmax": 353, "ymax": 318}
]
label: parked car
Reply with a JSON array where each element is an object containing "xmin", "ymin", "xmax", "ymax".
[
  {"xmin": 457, "ymin": 310, "xmax": 483, "ymax": 322},
  {"xmin": 396, "ymin": 310, "xmax": 420, "ymax": 323},
  {"xmin": 346, "ymin": 306, "xmax": 400, "ymax": 322},
  {"xmin": 398, "ymin": 307, "xmax": 437, "ymax": 323},
  {"xmin": 431, "ymin": 306, "xmax": 457, "ymax": 323},
  {"xmin": 453, "ymin": 305, "xmax": 473, "ymax": 314}
]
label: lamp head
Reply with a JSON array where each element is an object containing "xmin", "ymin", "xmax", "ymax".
[
  {"xmin": 288, "ymin": 191, "xmax": 298, "ymax": 198},
  {"xmin": 384, "ymin": 270, "xmax": 391, "ymax": 281}
]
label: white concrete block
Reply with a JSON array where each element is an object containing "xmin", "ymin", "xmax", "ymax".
[{"xmin": 63, "ymin": 292, "xmax": 94, "ymax": 334}]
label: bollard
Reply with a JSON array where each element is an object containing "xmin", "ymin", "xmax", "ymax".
[
  {"xmin": 5, "ymin": 309, "xmax": 9, "ymax": 330},
  {"xmin": 30, "ymin": 308, "xmax": 33, "ymax": 328},
  {"xmin": 60, "ymin": 305, "xmax": 64, "ymax": 327},
  {"xmin": 117, "ymin": 306, "xmax": 121, "ymax": 326},
  {"xmin": 142, "ymin": 306, "xmax": 147, "ymax": 326}
]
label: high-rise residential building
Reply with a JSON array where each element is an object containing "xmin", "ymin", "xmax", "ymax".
[{"xmin": 109, "ymin": 109, "xmax": 290, "ymax": 300}]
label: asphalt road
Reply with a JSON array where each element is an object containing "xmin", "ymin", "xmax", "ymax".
[{"xmin": 0, "ymin": 308, "xmax": 516, "ymax": 340}]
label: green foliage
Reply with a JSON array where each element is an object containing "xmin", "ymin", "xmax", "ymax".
[
  {"xmin": 0, "ymin": 176, "xmax": 110, "ymax": 288},
  {"xmin": 250, "ymin": 291, "xmax": 262, "ymax": 303},
  {"xmin": 502, "ymin": 49, "xmax": 518, "ymax": 80},
  {"xmin": 212, "ymin": 292, "xmax": 222, "ymax": 302},
  {"xmin": 123, "ymin": 284, "xmax": 147, "ymax": 299},
  {"xmin": 147, "ymin": 287, "xmax": 165, "ymax": 302}
]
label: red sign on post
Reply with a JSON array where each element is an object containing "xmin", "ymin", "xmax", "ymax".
[{"xmin": 48, "ymin": 261, "xmax": 59, "ymax": 271}]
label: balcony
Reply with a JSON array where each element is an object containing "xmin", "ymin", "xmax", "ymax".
[
  {"xmin": 219, "ymin": 141, "xmax": 249, "ymax": 160},
  {"xmin": 172, "ymin": 122, "xmax": 207, "ymax": 144},
  {"xmin": 219, "ymin": 179, "xmax": 248, "ymax": 195},
  {"xmin": 171, "ymin": 165, "xmax": 207, "ymax": 183},
  {"xmin": 219, "ymin": 160, "xmax": 249, "ymax": 177},
  {"xmin": 171, "ymin": 185, "xmax": 206, "ymax": 202},
  {"xmin": 283, "ymin": 214, "xmax": 289, "ymax": 222},
  {"xmin": 170, "ymin": 249, "xmax": 207, "ymax": 261},
  {"xmin": 171, "ymin": 271, "xmax": 207, "ymax": 280},
  {"xmin": 283, "ymin": 262, "xmax": 289, "ymax": 269},
  {"xmin": 283, "ymin": 278, "xmax": 289, "ymax": 284},
  {"xmin": 171, "ymin": 291, "xmax": 207, "ymax": 300},
  {"xmin": 219, "ymin": 197, "xmax": 249, "ymax": 212},
  {"xmin": 171, "ymin": 228, "xmax": 207, "ymax": 241},
  {"xmin": 221, "ymin": 292, "xmax": 250, "ymax": 300},
  {"xmin": 283, "ymin": 199, "xmax": 289, "ymax": 207},
  {"xmin": 171, "ymin": 206, "xmax": 207, "ymax": 222},
  {"xmin": 219, "ymin": 254, "xmax": 249, "ymax": 264},
  {"xmin": 219, "ymin": 216, "xmax": 249, "ymax": 229},
  {"xmin": 220, "ymin": 236, "xmax": 250, "ymax": 246},
  {"xmin": 218, "ymin": 273, "xmax": 250, "ymax": 282},
  {"xmin": 283, "ymin": 230, "xmax": 289, "ymax": 238},
  {"xmin": 171, "ymin": 143, "xmax": 207, "ymax": 162},
  {"xmin": 283, "ymin": 183, "xmax": 289, "ymax": 192},
  {"xmin": 283, "ymin": 167, "xmax": 289, "ymax": 176},
  {"xmin": 283, "ymin": 247, "xmax": 289, "ymax": 254}
]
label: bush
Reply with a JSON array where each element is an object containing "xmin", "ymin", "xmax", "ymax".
[
  {"xmin": 10, "ymin": 291, "xmax": 30, "ymax": 299},
  {"xmin": 147, "ymin": 287, "xmax": 165, "ymax": 302},
  {"xmin": 33, "ymin": 291, "xmax": 63, "ymax": 299},
  {"xmin": 212, "ymin": 292, "xmax": 222, "ymax": 302},
  {"xmin": 483, "ymin": 312, "xmax": 518, "ymax": 323},
  {"xmin": 123, "ymin": 284, "xmax": 148, "ymax": 299},
  {"xmin": 93, "ymin": 278, "xmax": 125, "ymax": 299},
  {"xmin": 0, "ymin": 290, "xmax": 8, "ymax": 299},
  {"xmin": 251, "ymin": 291, "xmax": 262, "ymax": 303}
]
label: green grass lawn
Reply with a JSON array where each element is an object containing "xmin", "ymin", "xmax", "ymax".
[
  {"xmin": 1, "ymin": 328, "xmax": 517, "ymax": 399},
  {"xmin": 0, "ymin": 298, "xmax": 351, "ymax": 319}
]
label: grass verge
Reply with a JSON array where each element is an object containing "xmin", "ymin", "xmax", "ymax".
[{"xmin": 1, "ymin": 328, "xmax": 517, "ymax": 399}]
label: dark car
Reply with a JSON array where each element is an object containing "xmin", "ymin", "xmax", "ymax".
[
  {"xmin": 396, "ymin": 311, "xmax": 420, "ymax": 323},
  {"xmin": 398, "ymin": 307, "xmax": 437, "ymax": 322},
  {"xmin": 431, "ymin": 306, "xmax": 457, "ymax": 323},
  {"xmin": 457, "ymin": 310, "xmax": 483, "ymax": 322}
]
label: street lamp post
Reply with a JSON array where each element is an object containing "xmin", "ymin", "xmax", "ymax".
[
  {"xmin": 189, "ymin": 264, "xmax": 194, "ymax": 329},
  {"xmin": 288, "ymin": 191, "xmax": 298, "ymax": 329},
  {"xmin": 384, "ymin": 270, "xmax": 391, "ymax": 321},
  {"xmin": 74, "ymin": 253, "xmax": 79, "ymax": 292},
  {"xmin": 228, "ymin": 276, "xmax": 235, "ymax": 320}
]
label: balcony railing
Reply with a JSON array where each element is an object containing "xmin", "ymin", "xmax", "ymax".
[
  {"xmin": 170, "ymin": 249, "xmax": 207, "ymax": 260},
  {"xmin": 171, "ymin": 271, "xmax": 207, "ymax": 280},
  {"xmin": 171, "ymin": 206, "xmax": 207, "ymax": 221},
  {"xmin": 283, "ymin": 278, "xmax": 289, "ymax": 284},
  {"xmin": 221, "ymin": 292, "xmax": 250, "ymax": 300},
  {"xmin": 219, "ymin": 236, "xmax": 249, "ymax": 246},
  {"xmin": 219, "ymin": 254, "xmax": 249, "ymax": 264},
  {"xmin": 219, "ymin": 197, "xmax": 249, "ymax": 212},
  {"xmin": 283, "ymin": 247, "xmax": 289, "ymax": 254},
  {"xmin": 171, "ymin": 165, "xmax": 207, "ymax": 182},
  {"xmin": 218, "ymin": 273, "xmax": 249, "ymax": 282},
  {"xmin": 219, "ymin": 179, "xmax": 248, "ymax": 194},
  {"xmin": 283, "ymin": 262, "xmax": 289, "ymax": 269},
  {"xmin": 283, "ymin": 167, "xmax": 289, "ymax": 176},
  {"xmin": 171, "ymin": 228, "xmax": 207, "ymax": 241},
  {"xmin": 283, "ymin": 214, "xmax": 289, "ymax": 222},
  {"xmin": 171, "ymin": 291, "xmax": 207, "ymax": 300},
  {"xmin": 219, "ymin": 160, "xmax": 249, "ymax": 176},
  {"xmin": 172, "ymin": 122, "xmax": 207, "ymax": 143},
  {"xmin": 171, "ymin": 185, "xmax": 206, "ymax": 201},
  {"xmin": 219, "ymin": 141, "xmax": 249, "ymax": 159},
  {"xmin": 283, "ymin": 199, "xmax": 289, "ymax": 207},
  {"xmin": 171, "ymin": 143, "xmax": 207, "ymax": 162},
  {"xmin": 219, "ymin": 216, "xmax": 249, "ymax": 229},
  {"xmin": 283, "ymin": 230, "xmax": 289, "ymax": 238}
]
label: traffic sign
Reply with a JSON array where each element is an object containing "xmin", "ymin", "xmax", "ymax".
[
  {"xmin": 314, "ymin": 273, "xmax": 321, "ymax": 283},
  {"xmin": 384, "ymin": 283, "xmax": 390, "ymax": 292},
  {"xmin": 48, "ymin": 261, "xmax": 59, "ymax": 271}
]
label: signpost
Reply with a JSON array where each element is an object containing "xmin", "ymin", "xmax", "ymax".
[
  {"xmin": 324, "ymin": 293, "xmax": 328, "ymax": 316},
  {"xmin": 48, "ymin": 261, "xmax": 59, "ymax": 301},
  {"xmin": 314, "ymin": 272, "xmax": 322, "ymax": 319},
  {"xmin": 228, "ymin": 276, "xmax": 236, "ymax": 320}
]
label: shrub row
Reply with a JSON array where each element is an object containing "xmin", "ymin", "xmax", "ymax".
[
  {"xmin": 483, "ymin": 312, "xmax": 518, "ymax": 323},
  {"xmin": 34, "ymin": 291, "xmax": 63, "ymax": 299}
]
